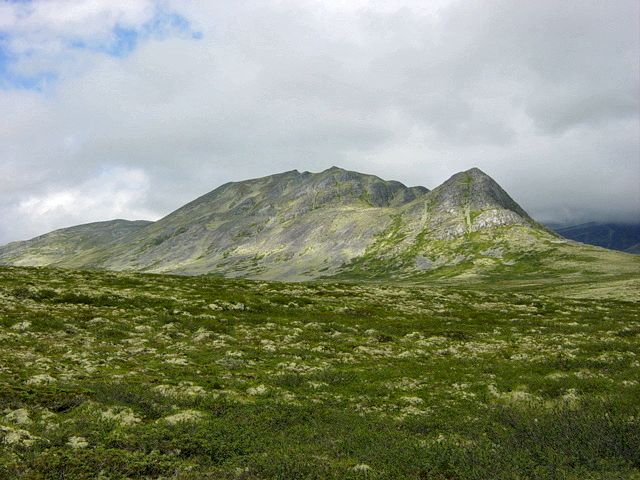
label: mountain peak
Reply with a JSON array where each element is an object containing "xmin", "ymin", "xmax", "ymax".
[
  {"xmin": 463, "ymin": 166, "xmax": 490, "ymax": 177},
  {"xmin": 446, "ymin": 166, "xmax": 495, "ymax": 184},
  {"xmin": 427, "ymin": 167, "xmax": 533, "ymax": 226}
]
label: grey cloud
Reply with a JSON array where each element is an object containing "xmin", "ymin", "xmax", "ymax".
[{"xmin": 0, "ymin": 0, "xmax": 638, "ymax": 244}]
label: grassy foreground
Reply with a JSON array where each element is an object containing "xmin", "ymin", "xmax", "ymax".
[{"xmin": 0, "ymin": 266, "xmax": 639, "ymax": 479}]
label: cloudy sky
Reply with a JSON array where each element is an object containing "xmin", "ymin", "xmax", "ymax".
[{"xmin": 1, "ymin": 0, "xmax": 638, "ymax": 244}]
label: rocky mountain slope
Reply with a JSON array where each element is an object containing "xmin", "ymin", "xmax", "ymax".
[
  {"xmin": 1, "ymin": 167, "xmax": 638, "ymax": 281},
  {"xmin": 48, "ymin": 167, "xmax": 428, "ymax": 279},
  {"xmin": 0, "ymin": 220, "xmax": 151, "ymax": 267}
]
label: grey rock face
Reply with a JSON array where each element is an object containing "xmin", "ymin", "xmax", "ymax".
[
  {"xmin": 427, "ymin": 168, "xmax": 531, "ymax": 220},
  {"xmin": 401, "ymin": 168, "xmax": 537, "ymax": 242},
  {"xmin": 46, "ymin": 167, "xmax": 431, "ymax": 278},
  {"xmin": 471, "ymin": 210, "xmax": 528, "ymax": 231}
]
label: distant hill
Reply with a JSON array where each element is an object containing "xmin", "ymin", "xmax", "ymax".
[
  {"xmin": 0, "ymin": 220, "xmax": 152, "ymax": 267},
  {"xmin": 548, "ymin": 222, "xmax": 640, "ymax": 254},
  {"xmin": 1, "ymin": 167, "xmax": 638, "ymax": 281}
]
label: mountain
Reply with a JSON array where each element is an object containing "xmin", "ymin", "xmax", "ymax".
[
  {"xmin": 1, "ymin": 167, "xmax": 638, "ymax": 282},
  {"xmin": 0, "ymin": 219, "xmax": 151, "ymax": 267},
  {"xmin": 49, "ymin": 167, "xmax": 429, "ymax": 279},
  {"xmin": 548, "ymin": 222, "xmax": 640, "ymax": 254}
]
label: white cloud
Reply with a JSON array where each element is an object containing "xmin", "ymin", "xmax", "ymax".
[
  {"xmin": 0, "ymin": 0, "xmax": 638, "ymax": 244},
  {"xmin": 1, "ymin": 0, "xmax": 155, "ymax": 43},
  {"xmin": 18, "ymin": 167, "xmax": 153, "ymax": 218},
  {"xmin": 1, "ymin": 167, "xmax": 157, "ymax": 243}
]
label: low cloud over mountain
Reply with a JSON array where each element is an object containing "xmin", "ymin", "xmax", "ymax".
[{"xmin": 1, "ymin": 0, "xmax": 638, "ymax": 244}]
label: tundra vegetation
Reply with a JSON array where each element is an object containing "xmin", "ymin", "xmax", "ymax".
[{"xmin": 0, "ymin": 265, "xmax": 638, "ymax": 479}]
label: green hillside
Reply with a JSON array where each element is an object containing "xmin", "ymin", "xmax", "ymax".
[{"xmin": 0, "ymin": 220, "xmax": 152, "ymax": 267}]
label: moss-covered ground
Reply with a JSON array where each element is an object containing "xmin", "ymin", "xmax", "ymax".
[{"xmin": 0, "ymin": 266, "xmax": 639, "ymax": 479}]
